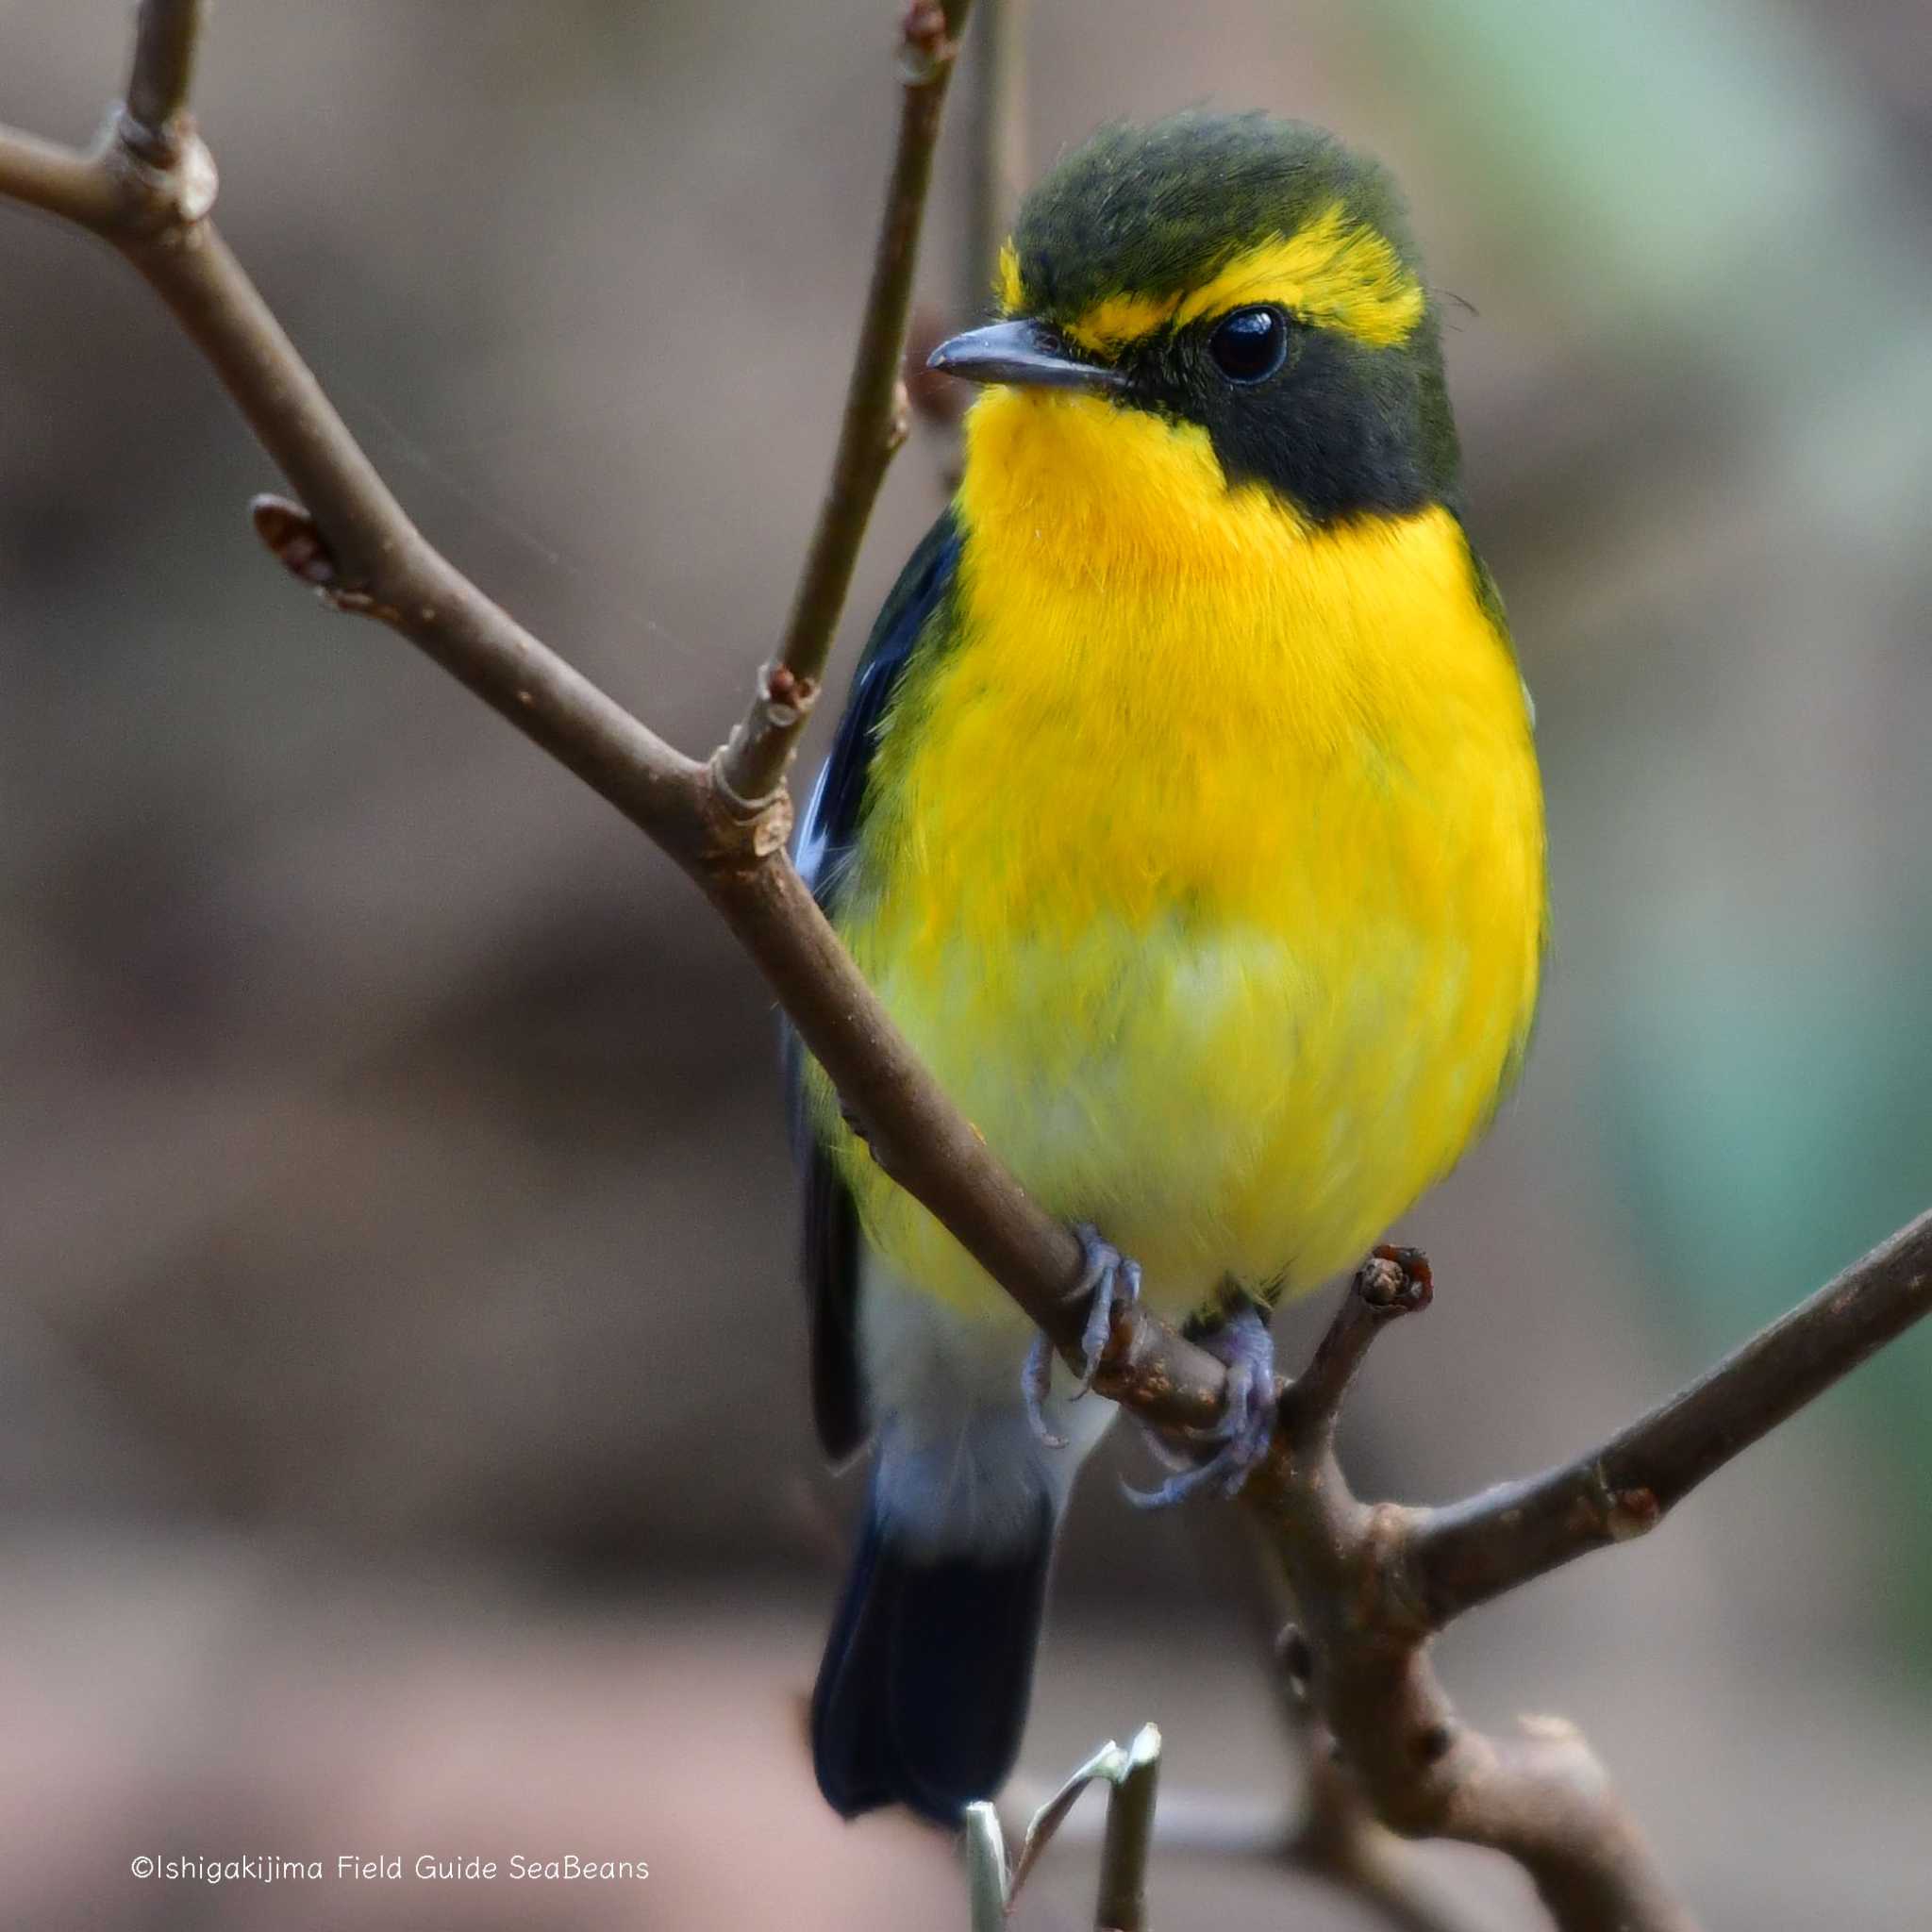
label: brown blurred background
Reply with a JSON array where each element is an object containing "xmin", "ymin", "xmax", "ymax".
[{"xmin": 3, "ymin": 1, "xmax": 1931, "ymax": 1925}]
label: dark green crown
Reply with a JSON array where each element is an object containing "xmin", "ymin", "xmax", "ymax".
[
  {"xmin": 1006, "ymin": 111, "xmax": 1461, "ymax": 524},
  {"xmin": 1010, "ymin": 111, "xmax": 1423, "ymax": 324}
]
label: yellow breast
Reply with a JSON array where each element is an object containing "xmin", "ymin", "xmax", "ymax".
[{"xmin": 827, "ymin": 389, "xmax": 1545, "ymax": 1324}]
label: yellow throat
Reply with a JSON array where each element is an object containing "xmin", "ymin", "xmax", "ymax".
[{"xmin": 829, "ymin": 386, "xmax": 1546, "ymax": 1324}]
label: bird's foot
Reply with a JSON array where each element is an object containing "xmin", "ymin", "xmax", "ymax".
[
  {"xmin": 1124, "ymin": 1297, "xmax": 1277, "ymax": 1508},
  {"xmin": 1022, "ymin": 1223, "xmax": 1142, "ymax": 1449}
]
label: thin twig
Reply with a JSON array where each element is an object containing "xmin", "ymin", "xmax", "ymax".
[
  {"xmin": 1407, "ymin": 1205, "xmax": 1932, "ymax": 1625},
  {"xmin": 715, "ymin": 0, "xmax": 974, "ymax": 808},
  {"xmin": 963, "ymin": 1802, "xmax": 1008, "ymax": 1932},
  {"xmin": 1008, "ymin": 1735, "xmax": 1136, "ymax": 1905},
  {"xmin": 1003, "ymin": 1760, "xmax": 1487, "ymax": 1932},
  {"xmin": 966, "ymin": 0, "xmax": 1027, "ymax": 308},
  {"xmin": 1282, "ymin": 1245, "xmax": 1434, "ymax": 1457},
  {"xmin": 1094, "ymin": 1724, "xmax": 1161, "ymax": 1932},
  {"xmin": 0, "ymin": 125, "xmax": 120, "ymax": 225},
  {"xmin": 124, "ymin": 0, "xmax": 207, "ymax": 160}
]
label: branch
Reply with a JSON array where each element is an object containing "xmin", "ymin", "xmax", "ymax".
[
  {"xmin": 963, "ymin": 1802, "xmax": 1008, "ymax": 1932},
  {"xmin": 1282, "ymin": 1244, "xmax": 1433, "ymax": 1457},
  {"xmin": 0, "ymin": 125, "xmax": 122, "ymax": 225},
  {"xmin": 714, "ymin": 0, "xmax": 974, "ymax": 808},
  {"xmin": 0, "ymin": 0, "xmax": 210, "ymax": 226},
  {"xmin": 1094, "ymin": 1724, "xmax": 1161, "ymax": 1932},
  {"xmin": 124, "ymin": 0, "xmax": 206, "ymax": 161},
  {"xmin": 1250, "ymin": 1272, "xmax": 1694, "ymax": 1932},
  {"xmin": 1206, "ymin": 1513, "xmax": 1489, "ymax": 1932},
  {"xmin": 1407, "ymin": 1205, "xmax": 1932, "ymax": 1624},
  {"xmin": 965, "ymin": 0, "xmax": 1027, "ymax": 307},
  {"xmin": 1003, "ymin": 1728, "xmax": 1164, "ymax": 1929},
  {"xmin": 1286, "ymin": 1715, "xmax": 1503, "ymax": 1932},
  {"xmin": 0, "ymin": 0, "xmax": 1235, "ymax": 1430},
  {"xmin": 6, "ymin": 10, "xmax": 1932, "ymax": 1928}
]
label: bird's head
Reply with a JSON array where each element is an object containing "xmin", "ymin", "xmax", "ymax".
[{"xmin": 934, "ymin": 112, "xmax": 1459, "ymax": 549}]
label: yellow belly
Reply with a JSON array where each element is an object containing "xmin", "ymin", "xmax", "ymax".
[{"xmin": 824, "ymin": 393, "xmax": 1544, "ymax": 1324}]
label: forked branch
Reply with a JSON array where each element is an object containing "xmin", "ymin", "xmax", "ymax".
[
  {"xmin": 2, "ymin": 9, "xmax": 1928, "ymax": 1930},
  {"xmin": 1253, "ymin": 1265, "xmax": 1695, "ymax": 1932},
  {"xmin": 0, "ymin": 0, "xmax": 1234, "ymax": 1423}
]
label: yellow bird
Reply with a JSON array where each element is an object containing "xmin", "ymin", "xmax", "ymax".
[{"xmin": 794, "ymin": 110, "xmax": 1545, "ymax": 1824}]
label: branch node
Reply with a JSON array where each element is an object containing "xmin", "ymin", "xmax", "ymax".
[
  {"xmin": 1606, "ymin": 1484, "xmax": 1662, "ymax": 1542},
  {"xmin": 763, "ymin": 660, "xmax": 821, "ymax": 722},
  {"xmin": 704, "ymin": 745, "xmax": 796, "ymax": 858},
  {"xmin": 1275, "ymin": 1622, "xmax": 1314, "ymax": 1698},
  {"xmin": 885, "ymin": 378, "xmax": 913, "ymax": 453},
  {"xmin": 1362, "ymin": 1242, "xmax": 1434, "ymax": 1313},
  {"xmin": 105, "ymin": 109, "xmax": 218, "ymax": 228},
  {"xmin": 251, "ymin": 492, "xmax": 339, "ymax": 586},
  {"xmin": 899, "ymin": 1, "xmax": 961, "ymax": 83},
  {"xmin": 248, "ymin": 494, "xmax": 405, "ymax": 621}
]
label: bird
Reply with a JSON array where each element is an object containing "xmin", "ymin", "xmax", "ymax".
[{"xmin": 791, "ymin": 109, "xmax": 1546, "ymax": 1827}]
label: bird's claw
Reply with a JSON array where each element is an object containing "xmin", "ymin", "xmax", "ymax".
[
  {"xmin": 1124, "ymin": 1300, "xmax": 1277, "ymax": 1508},
  {"xmin": 1073, "ymin": 1223, "xmax": 1141, "ymax": 1390},
  {"xmin": 1022, "ymin": 1330, "xmax": 1067, "ymax": 1450},
  {"xmin": 1021, "ymin": 1222, "xmax": 1142, "ymax": 1449}
]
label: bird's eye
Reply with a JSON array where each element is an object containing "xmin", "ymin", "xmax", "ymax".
[{"xmin": 1208, "ymin": 306, "xmax": 1289, "ymax": 383}]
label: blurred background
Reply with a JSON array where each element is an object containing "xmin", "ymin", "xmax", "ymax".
[{"xmin": 3, "ymin": 1, "xmax": 1930, "ymax": 1925}]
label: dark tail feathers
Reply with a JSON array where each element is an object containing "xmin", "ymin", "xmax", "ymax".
[{"xmin": 811, "ymin": 1487, "xmax": 1056, "ymax": 1825}]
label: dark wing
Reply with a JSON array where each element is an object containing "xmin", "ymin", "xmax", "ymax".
[{"xmin": 790, "ymin": 508, "xmax": 962, "ymax": 1461}]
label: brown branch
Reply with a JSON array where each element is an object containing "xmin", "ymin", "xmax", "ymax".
[
  {"xmin": 1193, "ymin": 1510, "xmax": 1488, "ymax": 1932},
  {"xmin": 175, "ymin": 264, "xmax": 1232, "ymax": 1423},
  {"xmin": 0, "ymin": 0, "xmax": 1229, "ymax": 1431},
  {"xmin": 1282, "ymin": 1244, "xmax": 1434, "ymax": 1457},
  {"xmin": 0, "ymin": 126, "xmax": 122, "ymax": 225},
  {"xmin": 125, "ymin": 216, "xmax": 701, "ymax": 808},
  {"xmin": 124, "ymin": 0, "xmax": 206, "ymax": 161},
  {"xmin": 1287, "ymin": 1716, "xmax": 1503, "ymax": 1932},
  {"xmin": 965, "ymin": 0, "xmax": 1027, "ymax": 308},
  {"xmin": 714, "ymin": 0, "xmax": 974, "ymax": 808},
  {"xmin": 1249, "ymin": 1274, "xmax": 1696, "ymax": 1932},
  {"xmin": 1407, "ymin": 1205, "xmax": 1932, "ymax": 1626}
]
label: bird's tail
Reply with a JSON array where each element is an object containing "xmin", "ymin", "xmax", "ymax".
[{"xmin": 810, "ymin": 1426, "xmax": 1063, "ymax": 1825}]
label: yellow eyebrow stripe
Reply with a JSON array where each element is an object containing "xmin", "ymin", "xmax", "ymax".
[
  {"xmin": 995, "ymin": 237, "xmax": 1024, "ymax": 313},
  {"xmin": 1059, "ymin": 202, "xmax": 1426, "ymax": 354}
]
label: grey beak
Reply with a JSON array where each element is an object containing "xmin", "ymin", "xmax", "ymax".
[{"xmin": 926, "ymin": 318, "xmax": 1125, "ymax": 394}]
